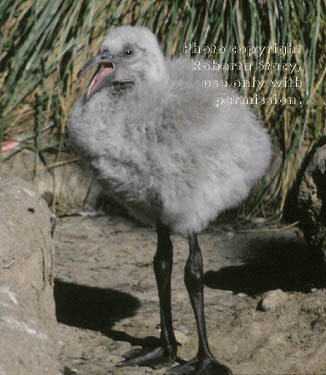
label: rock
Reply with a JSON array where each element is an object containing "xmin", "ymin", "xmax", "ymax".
[
  {"xmin": 295, "ymin": 139, "xmax": 326, "ymax": 265},
  {"xmin": 175, "ymin": 330, "xmax": 189, "ymax": 345},
  {"xmin": 258, "ymin": 289, "xmax": 288, "ymax": 311},
  {"xmin": 0, "ymin": 177, "xmax": 60, "ymax": 375}
]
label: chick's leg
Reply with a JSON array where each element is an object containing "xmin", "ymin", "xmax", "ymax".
[
  {"xmin": 167, "ymin": 234, "xmax": 232, "ymax": 375},
  {"xmin": 117, "ymin": 223, "xmax": 177, "ymax": 369}
]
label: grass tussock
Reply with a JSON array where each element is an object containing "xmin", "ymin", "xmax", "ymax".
[{"xmin": 0, "ymin": 0, "xmax": 325, "ymax": 219}]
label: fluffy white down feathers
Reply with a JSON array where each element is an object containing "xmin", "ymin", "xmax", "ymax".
[{"xmin": 69, "ymin": 26, "xmax": 271, "ymax": 235}]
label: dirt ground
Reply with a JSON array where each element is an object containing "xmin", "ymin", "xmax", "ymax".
[{"xmin": 54, "ymin": 212, "xmax": 326, "ymax": 375}]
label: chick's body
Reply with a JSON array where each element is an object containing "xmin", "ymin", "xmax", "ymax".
[{"xmin": 70, "ymin": 56, "xmax": 271, "ymax": 235}]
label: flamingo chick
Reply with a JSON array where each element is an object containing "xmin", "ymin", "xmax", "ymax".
[{"xmin": 69, "ymin": 25, "xmax": 271, "ymax": 375}]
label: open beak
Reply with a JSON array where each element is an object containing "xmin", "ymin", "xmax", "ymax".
[{"xmin": 78, "ymin": 51, "xmax": 116, "ymax": 100}]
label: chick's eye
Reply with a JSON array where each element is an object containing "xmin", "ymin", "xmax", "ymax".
[{"xmin": 125, "ymin": 49, "xmax": 133, "ymax": 56}]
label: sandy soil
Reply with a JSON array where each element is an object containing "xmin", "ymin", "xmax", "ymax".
[{"xmin": 54, "ymin": 212, "xmax": 326, "ymax": 375}]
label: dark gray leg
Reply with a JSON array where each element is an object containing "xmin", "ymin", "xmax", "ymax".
[
  {"xmin": 155, "ymin": 223, "xmax": 177, "ymax": 353},
  {"xmin": 117, "ymin": 223, "xmax": 177, "ymax": 369},
  {"xmin": 167, "ymin": 234, "xmax": 232, "ymax": 375}
]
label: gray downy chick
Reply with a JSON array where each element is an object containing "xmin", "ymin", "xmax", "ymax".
[{"xmin": 69, "ymin": 25, "xmax": 271, "ymax": 375}]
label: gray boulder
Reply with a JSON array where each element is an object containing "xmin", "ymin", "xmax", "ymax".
[
  {"xmin": 0, "ymin": 177, "xmax": 60, "ymax": 375},
  {"xmin": 296, "ymin": 140, "xmax": 326, "ymax": 265}
]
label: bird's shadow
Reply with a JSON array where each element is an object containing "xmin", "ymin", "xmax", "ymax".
[
  {"xmin": 204, "ymin": 235, "xmax": 326, "ymax": 296},
  {"xmin": 54, "ymin": 279, "xmax": 160, "ymax": 348}
]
